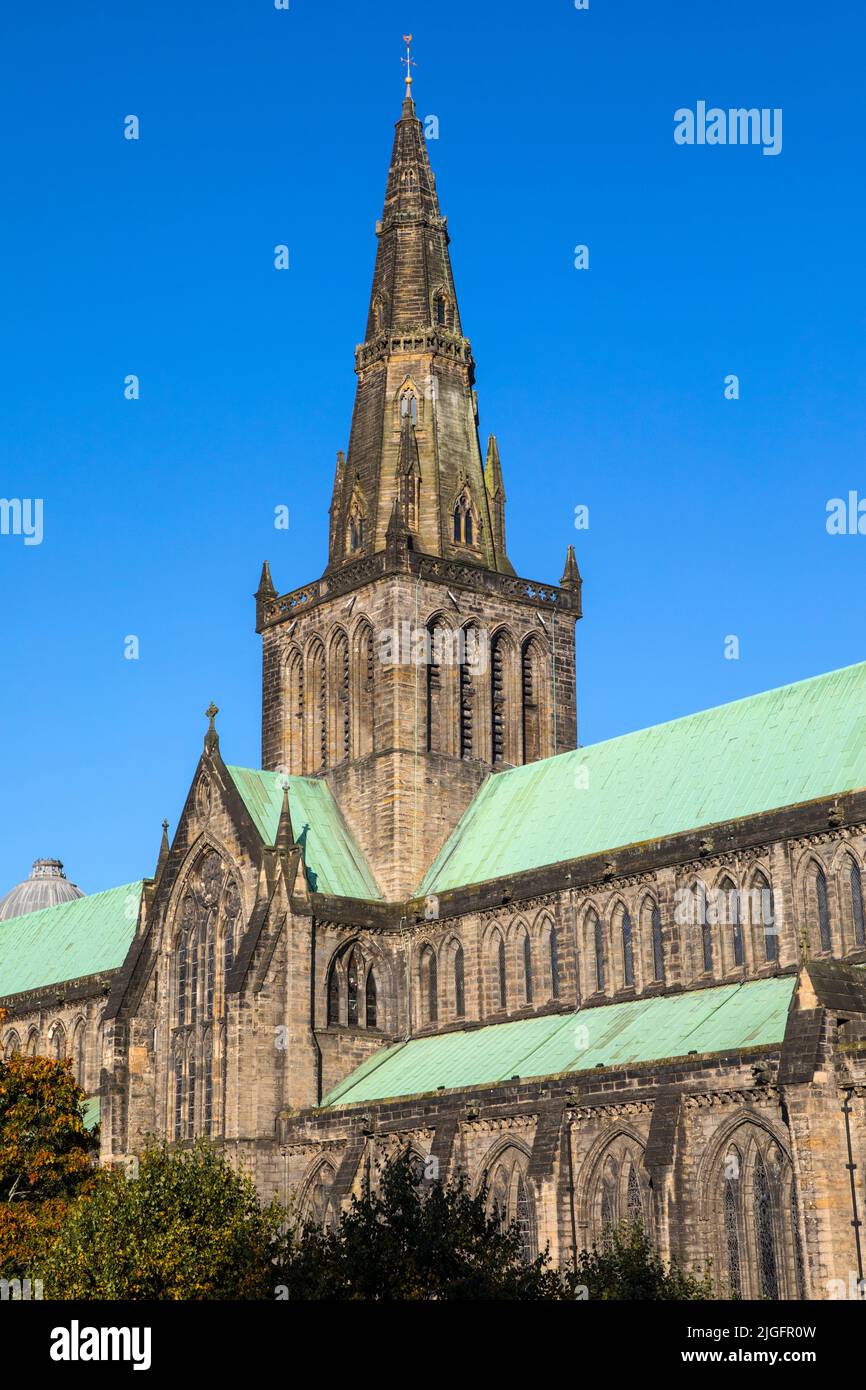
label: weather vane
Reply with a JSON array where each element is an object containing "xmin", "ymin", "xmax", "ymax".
[{"xmin": 401, "ymin": 34, "xmax": 416, "ymax": 95}]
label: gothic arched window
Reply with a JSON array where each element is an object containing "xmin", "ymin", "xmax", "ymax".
[
  {"xmin": 850, "ymin": 860, "xmax": 865, "ymax": 948},
  {"xmin": 815, "ymin": 865, "xmax": 831, "ymax": 951},
  {"xmin": 699, "ymin": 883, "xmax": 713, "ymax": 974},
  {"xmin": 549, "ymin": 924, "xmax": 560, "ymax": 999},
  {"xmin": 365, "ymin": 968, "xmax": 377, "ymax": 1029},
  {"xmin": 521, "ymin": 638, "xmax": 546, "ymax": 764},
  {"xmin": 723, "ymin": 1148, "xmax": 743, "ymax": 1299},
  {"xmin": 419, "ymin": 945, "xmax": 438, "ymax": 1024},
  {"xmin": 754, "ymin": 872, "xmax": 777, "ymax": 962},
  {"xmin": 593, "ymin": 915, "xmax": 605, "ymax": 992},
  {"xmin": 754, "ymin": 1150, "xmax": 780, "ymax": 1300},
  {"xmin": 521, "ymin": 929, "xmax": 533, "ymax": 1004},
  {"xmin": 347, "ymin": 948, "xmax": 360, "ymax": 1026},
  {"xmin": 621, "ymin": 909, "xmax": 634, "ymax": 987},
  {"xmin": 400, "ymin": 390, "xmax": 417, "ymax": 423},
  {"xmin": 720, "ymin": 877, "xmax": 743, "ymax": 968},
  {"xmin": 452, "ymin": 487, "xmax": 476, "ymax": 546},
  {"xmin": 497, "ymin": 934, "xmax": 507, "ymax": 1009},
  {"xmin": 331, "ymin": 629, "xmax": 350, "ymax": 762},
  {"xmin": 327, "ymin": 961, "xmax": 340, "ymax": 1025},
  {"xmin": 454, "ymin": 942, "xmax": 465, "ymax": 1017},
  {"xmin": 485, "ymin": 1149, "xmax": 537, "ymax": 1264},
  {"xmin": 590, "ymin": 1138, "xmax": 649, "ymax": 1243},
  {"xmin": 72, "ymin": 1021, "xmax": 86, "ymax": 1088},
  {"xmin": 651, "ymin": 904, "xmax": 665, "ymax": 982}
]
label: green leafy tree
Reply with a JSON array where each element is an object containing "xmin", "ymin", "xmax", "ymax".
[
  {"xmin": 574, "ymin": 1221, "xmax": 714, "ymax": 1300},
  {"xmin": 38, "ymin": 1139, "xmax": 283, "ymax": 1300},
  {"xmin": 275, "ymin": 1149, "xmax": 572, "ymax": 1300},
  {"xmin": 0, "ymin": 1054, "xmax": 97, "ymax": 1277}
]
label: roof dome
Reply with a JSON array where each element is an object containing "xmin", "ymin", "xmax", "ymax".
[{"xmin": 0, "ymin": 859, "xmax": 84, "ymax": 922}]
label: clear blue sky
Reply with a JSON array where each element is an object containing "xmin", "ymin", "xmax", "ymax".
[{"xmin": 1, "ymin": 0, "xmax": 864, "ymax": 895}]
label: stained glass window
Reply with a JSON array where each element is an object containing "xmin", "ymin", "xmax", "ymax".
[
  {"xmin": 851, "ymin": 862, "xmax": 865, "ymax": 948},
  {"xmin": 365, "ymin": 969, "xmax": 377, "ymax": 1029},
  {"xmin": 498, "ymin": 935, "xmax": 507, "ymax": 1008},
  {"xmin": 327, "ymin": 962, "xmax": 340, "ymax": 1025},
  {"xmin": 754, "ymin": 1151, "xmax": 780, "ymax": 1300},
  {"xmin": 523, "ymin": 932, "xmax": 533, "ymax": 1004},
  {"xmin": 724, "ymin": 1164, "xmax": 742, "ymax": 1299}
]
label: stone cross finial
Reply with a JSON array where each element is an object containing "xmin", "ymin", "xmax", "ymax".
[{"xmin": 204, "ymin": 702, "xmax": 220, "ymax": 753}]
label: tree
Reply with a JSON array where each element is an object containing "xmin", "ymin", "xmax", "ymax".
[
  {"xmin": 274, "ymin": 1149, "xmax": 571, "ymax": 1300},
  {"xmin": 574, "ymin": 1221, "xmax": 713, "ymax": 1300},
  {"xmin": 38, "ymin": 1139, "xmax": 282, "ymax": 1300},
  {"xmin": 0, "ymin": 1055, "xmax": 97, "ymax": 1278}
]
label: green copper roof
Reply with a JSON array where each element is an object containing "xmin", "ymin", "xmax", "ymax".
[
  {"xmin": 322, "ymin": 977, "xmax": 796, "ymax": 1107},
  {"xmin": 421, "ymin": 661, "xmax": 866, "ymax": 895},
  {"xmin": 0, "ymin": 881, "xmax": 143, "ymax": 999},
  {"xmin": 226, "ymin": 766, "xmax": 382, "ymax": 900},
  {"xmin": 82, "ymin": 1096, "xmax": 100, "ymax": 1132}
]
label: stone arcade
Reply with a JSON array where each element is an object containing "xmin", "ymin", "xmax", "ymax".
[{"xmin": 3, "ymin": 72, "xmax": 866, "ymax": 1301}]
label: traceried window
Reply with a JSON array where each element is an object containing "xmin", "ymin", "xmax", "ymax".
[
  {"xmin": 400, "ymin": 390, "xmax": 417, "ymax": 424},
  {"xmin": 714, "ymin": 1127, "xmax": 798, "ymax": 1299},
  {"xmin": 452, "ymin": 487, "xmax": 476, "ymax": 546},
  {"xmin": 754, "ymin": 872, "xmax": 778, "ymax": 962},
  {"xmin": 326, "ymin": 943, "xmax": 382, "ymax": 1031},
  {"xmin": 171, "ymin": 853, "xmax": 238, "ymax": 1141},
  {"xmin": 485, "ymin": 1148, "xmax": 537, "ymax": 1265},
  {"xmin": 590, "ymin": 1138, "xmax": 649, "ymax": 1244}
]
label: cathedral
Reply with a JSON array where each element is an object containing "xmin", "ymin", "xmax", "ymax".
[{"xmin": 3, "ymin": 70, "xmax": 866, "ymax": 1302}]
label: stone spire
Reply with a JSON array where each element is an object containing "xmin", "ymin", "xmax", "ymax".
[{"xmin": 326, "ymin": 67, "xmax": 512, "ymax": 575}]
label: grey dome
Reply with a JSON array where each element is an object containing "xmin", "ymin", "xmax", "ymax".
[{"xmin": 0, "ymin": 859, "xmax": 84, "ymax": 921}]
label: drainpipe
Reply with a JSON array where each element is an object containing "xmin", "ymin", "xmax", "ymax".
[{"xmin": 841, "ymin": 1085, "xmax": 865, "ymax": 1295}]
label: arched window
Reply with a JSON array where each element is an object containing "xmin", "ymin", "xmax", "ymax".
[
  {"xmin": 327, "ymin": 961, "xmax": 340, "ymax": 1025},
  {"xmin": 454, "ymin": 942, "xmax": 465, "ymax": 1017},
  {"xmin": 3, "ymin": 1032, "xmax": 20, "ymax": 1060},
  {"xmin": 72, "ymin": 1021, "xmax": 86, "ymax": 1088},
  {"xmin": 620, "ymin": 909, "xmax": 634, "ymax": 988},
  {"xmin": 304, "ymin": 1162, "xmax": 337, "ymax": 1230},
  {"xmin": 332, "ymin": 630, "xmax": 350, "ymax": 762},
  {"xmin": 400, "ymin": 390, "xmax": 417, "ymax": 423},
  {"xmin": 699, "ymin": 883, "xmax": 713, "ymax": 974},
  {"xmin": 593, "ymin": 915, "xmax": 605, "ymax": 992},
  {"xmin": 850, "ymin": 860, "xmax": 865, "ymax": 948},
  {"xmin": 308, "ymin": 642, "xmax": 327, "ymax": 772},
  {"xmin": 419, "ymin": 945, "xmax": 438, "ymax": 1024},
  {"xmin": 347, "ymin": 948, "xmax": 360, "ymax": 1026},
  {"xmin": 723, "ymin": 1148, "xmax": 743, "ymax": 1299},
  {"xmin": 459, "ymin": 625, "xmax": 477, "ymax": 760},
  {"xmin": 187, "ymin": 1047, "xmax": 196, "ymax": 1140},
  {"xmin": 754, "ymin": 872, "xmax": 777, "ymax": 962},
  {"xmin": 815, "ymin": 866, "xmax": 831, "ymax": 951},
  {"xmin": 203, "ymin": 1031, "xmax": 213, "ymax": 1137},
  {"xmin": 497, "ymin": 933, "xmax": 507, "ymax": 1009},
  {"xmin": 754, "ymin": 1150, "xmax": 779, "ymax": 1299},
  {"xmin": 590, "ymin": 1138, "xmax": 649, "ymax": 1242},
  {"xmin": 485, "ymin": 1149, "xmax": 537, "ymax": 1264},
  {"xmin": 521, "ymin": 929, "xmax": 533, "ymax": 1004},
  {"xmin": 490, "ymin": 631, "xmax": 513, "ymax": 765},
  {"xmin": 177, "ymin": 928, "xmax": 189, "ymax": 1025},
  {"xmin": 365, "ymin": 969, "xmax": 378, "ymax": 1029},
  {"xmin": 425, "ymin": 620, "xmax": 450, "ymax": 755},
  {"xmin": 651, "ymin": 904, "xmax": 665, "ymax": 982},
  {"xmin": 521, "ymin": 638, "xmax": 546, "ymax": 764},
  {"xmin": 452, "ymin": 487, "xmax": 476, "ymax": 546},
  {"xmin": 174, "ymin": 1049, "xmax": 184, "ymax": 1140},
  {"xmin": 434, "ymin": 293, "xmax": 447, "ymax": 327},
  {"xmin": 51, "ymin": 1024, "xmax": 66, "ymax": 1061},
  {"xmin": 550, "ymin": 924, "xmax": 560, "ymax": 999},
  {"xmin": 284, "ymin": 648, "xmax": 304, "ymax": 775},
  {"xmin": 354, "ymin": 621, "xmax": 375, "ymax": 759},
  {"xmin": 720, "ymin": 877, "xmax": 743, "ymax": 968}
]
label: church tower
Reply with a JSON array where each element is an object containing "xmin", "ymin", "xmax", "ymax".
[{"xmin": 257, "ymin": 59, "xmax": 582, "ymax": 897}]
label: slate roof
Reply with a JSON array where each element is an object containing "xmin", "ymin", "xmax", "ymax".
[
  {"xmin": 420, "ymin": 661, "xmax": 866, "ymax": 895},
  {"xmin": 0, "ymin": 881, "xmax": 143, "ymax": 999},
  {"xmin": 322, "ymin": 977, "xmax": 797, "ymax": 1107},
  {"xmin": 226, "ymin": 765, "xmax": 382, "ymax": 900}
]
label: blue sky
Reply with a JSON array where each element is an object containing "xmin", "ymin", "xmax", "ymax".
[{"xmin": 1, "ymin": 0, "xmax": 864, "ymax": 894}]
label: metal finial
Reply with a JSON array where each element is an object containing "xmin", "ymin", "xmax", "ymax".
[{"xmin": 401, "ymin": 34, "xmax": 416, "ymax": 95}]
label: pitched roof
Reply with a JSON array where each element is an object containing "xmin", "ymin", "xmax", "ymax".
[
  {"xmin": 322, "ymin": 977, "xmax": 796, "ymax": 1107},
  {"xmin": 225, "ymin": 766, "xmax": 382, "ymax": 900},
  {"xmin": 0, "ymin": 881, "xmax": 143, "ymax": 999},
  {"xmin": 420, "ymin": 661, "xmax": 866, "ymax": 895}
]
